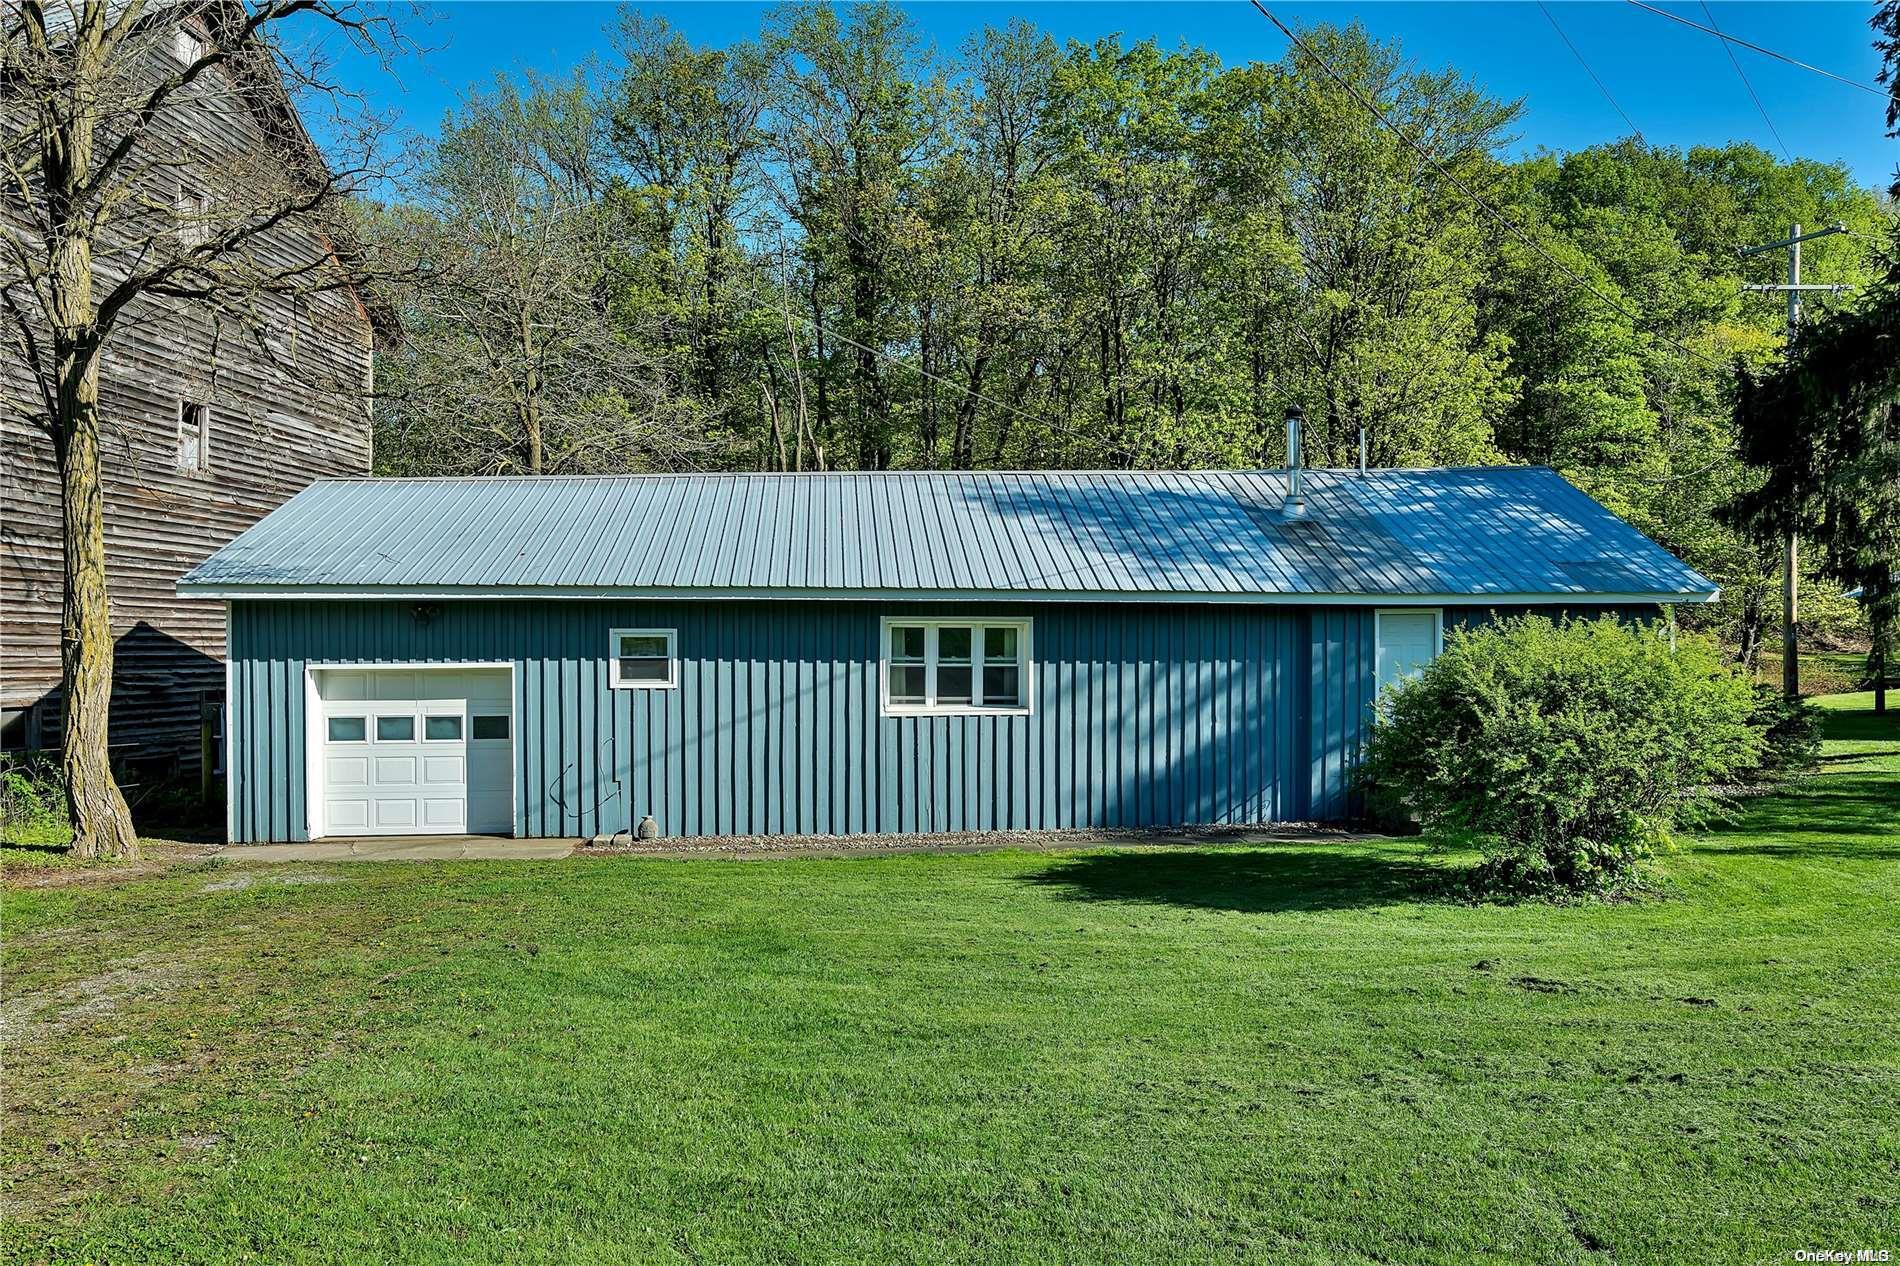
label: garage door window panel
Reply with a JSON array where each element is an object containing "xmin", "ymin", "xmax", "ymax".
[
  {"xmin": 425, "ymin": 715, "xmax": 463, "ymax": 741},
  {"xmin": 327, "ymin": 716, "xmax": 367, "ymax": 742},
  {"xmin": 376, "ymin": 715, "xmax": 415, "ymax": 742}
]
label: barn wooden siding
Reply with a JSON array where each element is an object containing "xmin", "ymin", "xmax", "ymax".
[
  {"xmin": 0, "ymin": 34, "xmax": 375, "ymax": 772},
  {"xmin": 224, "ymin": 599, "xmax": 1649, "ymax": 843}
]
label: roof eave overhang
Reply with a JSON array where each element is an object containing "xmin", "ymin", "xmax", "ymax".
[{"xmin": 177, "ymin": 583, "xmax": 1722, "ymax": 606}]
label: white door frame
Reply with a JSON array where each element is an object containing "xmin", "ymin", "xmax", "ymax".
[
  {"xmin": 1372, "ymin": 608, "xmax": 1444, "ymax": 699},
  {"xmin": 304, "ymin": 662, "xmax": 517, "ymax": 840},
  {"xmin": 1373, "ymin": 608, "xmax": 1444, "ymax": 657}
]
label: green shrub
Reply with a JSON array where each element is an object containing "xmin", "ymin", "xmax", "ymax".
[
  {"xmin": 1, "ymin": 752, "xmax": 70, "ymax": 847},
  {"xmin": 1359, "ymin": 616, "xmax": 1760, "ymax": 896},
  {"xmin": 1739, "ymin": 685, "xmax": 1824, "ymax": 781}
]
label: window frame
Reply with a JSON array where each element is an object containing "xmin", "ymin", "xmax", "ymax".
[
  {"xmin": 879, "ymin": 617, "xmax": 1033, "ymax": 717},
  {"xmin": 177, "ymin": 398, "xmax": 210, "ymax": 471},
  {"xmin": 470, "ymin": 713, "xmax": 512, "ymax": 742},
  {"xmin": 608, "ymin": 627, "xmax": 679, "ymax": 690},
  {"xmin": 174, "ymin": 180, "xmax": 213, "ymax": 248},
  {"xmin": 326, "ymin": 715, "xmax": 369, "ymax": 744},
  {"xmin": 173, "ymin": 26, "xmax": 206, "ymax": 65},
  {"xmin": 374, "ymin": 713, "xmax": 417, "ymax": 743},
  {"xmin": 423, "ymin": 714, "xmax": 464, "ymax": 742}
]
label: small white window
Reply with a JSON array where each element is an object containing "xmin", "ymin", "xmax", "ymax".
[
  {"xmin": 376, "ymin": 715, "xmax": 415, "ymax": 742},
  {"xmin": 424, "ymin": 715, "xmax": 463, "ymax": 741},
  {"xmin": 173, "ymin": 26, "xmax": 206, "ymax": 64},
  {"xmin": 177, "ymin": 399, "xmax": 209, "ymax": 471},
  {"xmin": 610, "ymin": 628, "xmax": 677, "ymax": 689},
  {"xmin": 881, "ymin": 618, "xmax": 1032, "ymax": 715}
]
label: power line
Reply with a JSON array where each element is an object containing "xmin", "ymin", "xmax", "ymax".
[
  {"xmin": 1697, "ymin": 0, "xmax": 1792, "ymax": 161},
  {"xmin": 1537, "ymin": 1, "xmax": 1644, "ymax": 141},
  {"xmin": 1624, "ymin": 0, "xmax": 1887, "ymax": 99},
  {"xmin": 1246, "ymin": 1, "xmax": 1727, "ymax": 373}
]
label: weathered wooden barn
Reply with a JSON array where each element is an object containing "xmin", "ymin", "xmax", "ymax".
[
  {"xmin": 1, "ymin": 6, "xmax": 384, "ymax": 782},
  {"xmin": 177, "ymin": 468, "xmax": 1717, "ymax": 843}
]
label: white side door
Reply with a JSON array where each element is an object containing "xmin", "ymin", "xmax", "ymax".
[{"xmin": 1375, "ymin": 609, "xmax": 1443, "ymax": 698}]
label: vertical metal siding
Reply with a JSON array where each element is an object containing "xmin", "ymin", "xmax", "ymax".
[{"xmin": 224, "ymin": 599, "xmax": 1637, "ymax": 843}]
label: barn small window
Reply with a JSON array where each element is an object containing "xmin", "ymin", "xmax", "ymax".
[
  {"xmin": 173, "ymin": 27, "xmax": 205, "ymax": 64},
  {"xmin": 881, "ymin": 618, "xmax": 1031, "ymax": 715},
  {"xmin": 175, "ymin": 182, "xmax": 212, "ymax": 248},
  {"xmin": 177, "ymin": 400, "xmax": 210, "ymax": 471},
  {"xmin": 471, "ymin": 714, "xmax": 511, "ymax": 741},
  {"xmin": 610, "ymin": 629, "xmax": 676, "ymax": 689}
]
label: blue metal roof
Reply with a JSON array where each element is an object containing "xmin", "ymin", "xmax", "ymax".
[{"xmin": 176, "ymin": 468, "xmax": 1717, "ymax": 604}]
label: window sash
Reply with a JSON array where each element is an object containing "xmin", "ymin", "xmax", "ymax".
[
  {"xmin": 882, "ymin": 619, "xmax": 1029, "ymax": 714},
  {"xmin": 177, "ymin": 401, "xmax": 209, "ymax": 471},
  {"xmin": 610, "ymin": 628, "xmax": 677, "ymax": 689}
]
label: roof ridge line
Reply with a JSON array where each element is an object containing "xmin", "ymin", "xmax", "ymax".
[{"xmin": 302, "ymin": 465, "xmax": 1556, "ymax": 484}]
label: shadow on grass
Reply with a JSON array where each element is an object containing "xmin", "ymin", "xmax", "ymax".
[
  {"xmin": 1, "ymin": 841, "xmax": 72, "ymax": 857},
  {"xmin": 1023, "ymin": 846, "xmax": 1438, "ymax": 913},
  {"xmin": 1819, "ymin": 709, "xmax": 1900, "ymax": 745},
  {"xmin": 1700, "ymin": 770, "xmax": 1900, "ymax": 860}
]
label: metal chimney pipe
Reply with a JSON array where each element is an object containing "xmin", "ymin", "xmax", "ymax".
[
  {"xmin": 1284, "ymin": 404, "xmax": 1305, "ymax": 517},
  {"xmin": 1358, "ymin": 427, "xmax": 1367, "ymax": 476}
]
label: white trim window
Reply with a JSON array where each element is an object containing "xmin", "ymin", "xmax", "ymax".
[
  {"xmin": 609, "ymin": 628, "xmax": 678, "ymax": 689},
  {"xmin": 881, "ymin": 618, "xmax": 1032, "ymax": 715}
]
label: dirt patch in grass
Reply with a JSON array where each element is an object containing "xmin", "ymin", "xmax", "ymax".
[
  {"xmin": 579, "ymin": 821, "xmax": 1372, "ymax": 860},
  {"xmin": 198, "ymin": 868, "xmax": 342, "ymax": 893},
  {"xmin": 1, "ymin": 840, "xmax": 219, "ymax": 889},
  {"xmin": 0, "ymin": 951, "xmax": 189, "ymax": 1049}
]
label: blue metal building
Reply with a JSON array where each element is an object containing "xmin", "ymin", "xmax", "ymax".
[{"xmin": 178, "ymin": 468, "xmax": 1716, "ymax": 843}]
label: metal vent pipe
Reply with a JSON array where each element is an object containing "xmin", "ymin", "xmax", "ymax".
[{"xmin": 1284, "ymin": 404, "xmax": 1305, "ymax": 516}]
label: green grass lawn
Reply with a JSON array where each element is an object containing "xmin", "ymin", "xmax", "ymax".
[{"xmin": 3, "ymin": 700, "xmax": 1896, "ymax": 1265}]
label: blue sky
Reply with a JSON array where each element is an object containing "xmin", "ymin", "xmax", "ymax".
[{"xmin": 333, "ymin": 1, "xmax": 1898, "ymax": 189}]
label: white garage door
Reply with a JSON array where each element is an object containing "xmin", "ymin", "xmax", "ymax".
[{"xmin": 315, "ymin": 668, "xmax": 513, "ymax": 837}]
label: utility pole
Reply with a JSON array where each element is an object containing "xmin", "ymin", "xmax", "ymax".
[{"xmin": 1739, "ymin": 222, "xmax": 1852, "ymax": 700}]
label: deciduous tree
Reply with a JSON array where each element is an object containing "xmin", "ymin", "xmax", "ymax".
[{"xmin": 2, "ymin": 0, "xmax": 402, "ymax": 858}]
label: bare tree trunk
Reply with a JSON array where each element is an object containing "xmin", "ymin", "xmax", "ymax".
[
  {"xmin": 807, "ymin": 273, "xmax": 832, "ymax": 448},
  {"xmin": 1737, "ymin": 586, "xmax": 1766, "ymax": 676},
  {"xmin": 519, "ymin": 305, "xmax": 543, "ymax": 473},
  {"xmin": 762, "ymin": 378, "xmax": 788, "ymax": 471},
  {"xmin": 1873, "ymin": 611, "xmax": 1890, "ymax": 716},
  {"xmin": 49, "ymin": 300, "xmax": 138, "ymax": 859},
  {"xmin": 38, "ymin": 31, "xmax": 138, "ymax": 860}
]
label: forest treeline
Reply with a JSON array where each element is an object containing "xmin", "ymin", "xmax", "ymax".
[{"xmin": 363, "ymin": 3, "xmax": 1894, "ymax": 656}]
